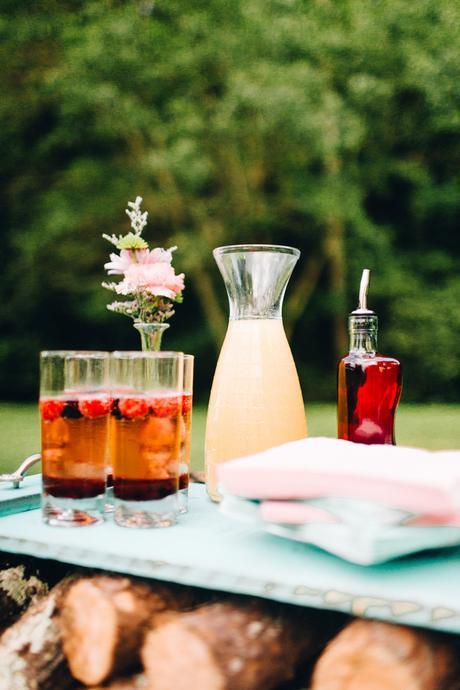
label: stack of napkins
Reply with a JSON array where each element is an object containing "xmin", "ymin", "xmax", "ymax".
[{"xmin": 218, "ymin": 438, "xmax": 460, "ymax": 565}]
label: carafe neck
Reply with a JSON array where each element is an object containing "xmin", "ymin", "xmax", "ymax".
[{"xmin": 213, "ymin": 245, "xmax": 300, "ymax": 320}]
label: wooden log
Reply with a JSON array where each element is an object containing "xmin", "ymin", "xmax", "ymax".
[
  {"xmin": 0, "ymin": 576, "xmax": 76, "ymax": 690},
  {"xmin": 310, "ymin": 618, "xmax": 460, "ymax": 690},
  {"xmin": 60, "ymin": 575, "xmax": 204, "ymax": 687},
  {"xmin": 142, "ymin": 600, "xmax": 343, "ymax": 690},
  {"xmin": 78, "ymin": 675, "xmax": 148, "ymax": 690},
  {"xmin": 0, "ymin": 564, "xmax": 48, "ymax": 633}
]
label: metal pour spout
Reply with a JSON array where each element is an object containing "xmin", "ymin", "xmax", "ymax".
[{"xmin": 352, "ymin": 268, "xmax": 374, "ymax": 315}]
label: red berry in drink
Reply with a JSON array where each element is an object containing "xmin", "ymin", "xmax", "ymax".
[
  {"xmin": 78, "ymin": 397, "xmax": 112, "ymax": 419},
  {"xmin": 150, "ymin": 395, "xmax": 181, "ymax": 418},
  {"xmin": 182, "ymin": 394, "xmax": 192, "ymax": 414},
  {"xmin": 40, "ymin": 399, "xmax": 65, "ymax": 421},
  {"xmin": 118, "ymin": 397, "xmax": 149, "ymax": 419}
]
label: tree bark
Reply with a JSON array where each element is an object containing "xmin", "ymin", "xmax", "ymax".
[
  {"xmin": 324, "ymin": 218, "xmax": 347, "ymax": 359},
  {"xmin": 186, "ymin": 262, "xmax": 227, "ymax": 352},
  {"xmin": 60, "ymin": 575, "xmax": 205, "ymax": 687},
  {"xmin": 0, "ymin": 576, "xmax": 76, "ymax": 690},
  {"xmin": 0, "ymin": 565, "xmax": 48, "ymax": 634},
  {"xmin": 284, "ymin": 253, "xmax": 326, "ymax": 341},
  {"xmin": 142, "ymin": 600, "xmax": 344, "ymax": 690},
  {"xmin": 77, "ymin": 675, "xmax": 147, "ymax": 690},
  {"xmin": 310, "ymin": 618, "xmax": 460, "ymax": 690}
]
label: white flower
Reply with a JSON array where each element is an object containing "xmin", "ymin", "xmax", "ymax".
[{"xmin": 125, "ymin": 196, "xmax": 148, "ymax": 235}]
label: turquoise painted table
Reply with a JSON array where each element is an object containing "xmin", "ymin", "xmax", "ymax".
[{"xmin": 1, "ymin": 477, "xmax": 460, "ymax": 634}]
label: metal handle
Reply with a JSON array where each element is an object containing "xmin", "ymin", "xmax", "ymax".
[{"xmin": 0, "ymin": 453, "xmax": 41, "ymax": 489}]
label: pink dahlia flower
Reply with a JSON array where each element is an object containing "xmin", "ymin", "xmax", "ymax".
[
  {"xmin": 144, "ymin": 247, "xmax": 176, "ymax": 264},
  {"xmin": 116, "ymin": 262, "xmax": 185, "ymax": 299},
  {"xmin": 104, "ymin": 247, "xmax": 176, "ymax": 275}
]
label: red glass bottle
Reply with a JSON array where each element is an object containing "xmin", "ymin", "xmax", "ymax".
[{"xmin": 337, "ymin": 270, "xmax": 402, "ymax": 445}]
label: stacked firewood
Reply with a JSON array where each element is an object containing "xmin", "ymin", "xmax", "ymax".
[{"xmin": 0, "ymin": 555, "xmax": 459, "ymax": 690}]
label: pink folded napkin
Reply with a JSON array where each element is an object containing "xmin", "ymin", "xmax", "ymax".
[{"xmin": 217, "ymin": 437, "xmax": 460, "ymax": 516}]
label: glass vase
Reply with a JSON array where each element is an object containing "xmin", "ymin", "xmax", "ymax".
[
  {"xmin": 134, "ymin": 322, "xmax": 169, "ymax": 352},
  {"xmin": 205, "ymin": 244, "xmax": 308, "ymax": 502}
]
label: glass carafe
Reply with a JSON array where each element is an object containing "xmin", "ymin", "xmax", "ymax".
[{"xmin": 205, "ymin": 244, "xmax": 308, "ymax": 502}]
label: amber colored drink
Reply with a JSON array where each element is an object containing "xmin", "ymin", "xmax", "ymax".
[
  {"xmin": 41, "ymin": 396, "xmax": 110, "ymax": 499},
  {"xmin": 205, "ymin": 319, "xmax": 307, "ymax": 501},
  {"xmin": 179, "ymin": 393, "xmax": 193, "ymax": 491},
  {"xmin": 111, "ymin": 394, "xmax": 182, "ymax": 501}
]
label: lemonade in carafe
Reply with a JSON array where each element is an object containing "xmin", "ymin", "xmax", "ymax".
[{"xmin": 205, "ymin": 245, "xmax": 307, "ymax": 501}]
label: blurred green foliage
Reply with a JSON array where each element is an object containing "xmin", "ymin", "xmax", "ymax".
[{"xmin": 1, "ymin": 0, "xmax": 459, "ymax": 401}]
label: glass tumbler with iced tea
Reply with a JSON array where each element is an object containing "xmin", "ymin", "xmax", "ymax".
[
  {"xmin": 110, "ymin": 351, "xmax": 184, "ymax": 528},
  {"xmin": 40, "ymin": 351, "xmax": 111, "ymax": 526},
  {"xmin": 178, "ymin": 354, "xmax": 194, "ymax": 514}
]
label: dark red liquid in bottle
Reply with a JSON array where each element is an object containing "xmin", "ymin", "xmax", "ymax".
[
  {"xmin": 337, "ymin": 356, "xmax": 402, "ymax": 444},
  {"xmin": 337, "ymin": 270, "xmax": 402, "ymax": 446}
]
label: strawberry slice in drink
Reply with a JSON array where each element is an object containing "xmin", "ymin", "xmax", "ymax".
[
  {"xmin": 118, "ymin": 397, "xmax": 149, "ymax": 419},
  {"xmin": 78, "ymin": 396, "xmax": 112, "ymax": 418},
  {"xmin": 182, "ymin": 393, "xmax": 193, "ymax": 414},
  {"xmin": 150, "ymin": 394, "xmax": 182, "ymax": 418},
  {"xmin": 40, "ymin": 399, "xmax": 65, "ymax": 421}
]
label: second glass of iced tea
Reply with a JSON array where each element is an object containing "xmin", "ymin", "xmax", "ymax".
[
  {"xmin": 110, "ymin": 351, "xmax": 184, "ymax": 528},
  {"xmin": 40, "ymin": 351, "xmax": 111, "ymax": 527},
  {"xmin": 178, "ymin": 354, "xmax": 194, "ymax": 514}
]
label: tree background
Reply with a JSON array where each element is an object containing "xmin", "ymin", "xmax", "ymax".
[{"xmin": 1, "ymin": 0, "xmax": 459, "ymax": 402}]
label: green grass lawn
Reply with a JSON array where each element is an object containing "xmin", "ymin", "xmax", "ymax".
[{"xmin": 0, "ymin": 402, "xmax": 459, "ymax": 476}]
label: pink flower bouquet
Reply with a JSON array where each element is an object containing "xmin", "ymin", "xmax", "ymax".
[{"xmin": 102, "ymin": 197, "xmax": 184, "ymax": 323}]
